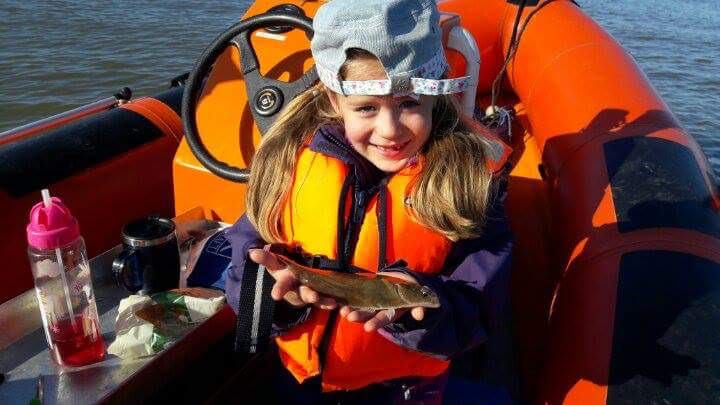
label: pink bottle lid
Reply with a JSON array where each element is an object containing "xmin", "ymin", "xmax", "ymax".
[{"xmin": 27, "ymin": 196, "xmax": 81, "ymax": 250}]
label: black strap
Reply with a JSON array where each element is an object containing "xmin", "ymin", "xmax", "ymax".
[
  {"xmin": 234, "ymin": 261, "xmax": 276, "ymax": 353},
  {"xmin": 337, "ymin": 173, "xmax": 354, "ymax": 269},
  {"xmin": 268, "ymin": 244, "xmax": 365, "ymax": 274},
  {"xmin": 376, "ymin": 184, "xmax": 389, "ymax": 271},
  {"xmin": 298, "ymin": 254, "xmax": 364, "ymax": 273}
]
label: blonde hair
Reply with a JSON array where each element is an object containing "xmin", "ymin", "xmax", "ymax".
[{"xmin": 246, "ymin": 53, "xmax": 495, "ymax": 243}]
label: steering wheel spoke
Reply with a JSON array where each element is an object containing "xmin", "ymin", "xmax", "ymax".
[
  {"xmin": 284, "ymin": 68, "xmax": 320, "ymax": 100},
  {"xmin": 231, "ymin": 32, "xmax": 260, "ymax": 77}
]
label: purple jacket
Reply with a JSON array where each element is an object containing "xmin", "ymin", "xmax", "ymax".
[{"xmin": 224, "ymin": 125, "xmax": 515, "ymax": 391}]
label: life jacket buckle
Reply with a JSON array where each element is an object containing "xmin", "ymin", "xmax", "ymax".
[{"xmin": 310, "ymin": 254, "xmax": 323, "ymax": 268}]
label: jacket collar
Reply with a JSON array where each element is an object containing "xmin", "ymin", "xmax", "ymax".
[{"xmin": 309, "ymin": 124, "xmax": 387, "ymax": 190}]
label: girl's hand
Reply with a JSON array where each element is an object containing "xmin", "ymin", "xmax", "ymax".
[
  {"xmin": 339, "ymin": 271, "xmax": 426, "ymax": 332},
  {"xmin": 248, "ymin": 247, "xmax": 337, "ymax": 310}
]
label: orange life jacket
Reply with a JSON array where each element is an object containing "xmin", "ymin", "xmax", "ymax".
[
  {"xmin": 276, "ymin": 130, "xmax": 511, "ymax": 391},
  {"xmin": 276, "ymin": 146, "xmax": 453, "ymax": 391}
]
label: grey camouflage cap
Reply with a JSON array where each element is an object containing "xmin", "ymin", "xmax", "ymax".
[{"xmin": 310, "ymin": 0, "xmax": 469, "ymax": 96}]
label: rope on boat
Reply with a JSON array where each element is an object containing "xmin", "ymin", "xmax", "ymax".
[
  {"xmin": 488, "ymin": 0, "xmax": 581, "ymax": 118},
  {"xmin": 489, "ymin": 0, "xmax": 528, "ymax": 112}
]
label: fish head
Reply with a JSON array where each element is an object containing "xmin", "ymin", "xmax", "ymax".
[{"xmin": 395, "ymin": 284, "xmax": 440, "ymax": 308}]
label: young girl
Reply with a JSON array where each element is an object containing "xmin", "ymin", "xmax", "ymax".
[{"xmin": 225, "ymin": 0, "xmax": 514, "ymax": 402}]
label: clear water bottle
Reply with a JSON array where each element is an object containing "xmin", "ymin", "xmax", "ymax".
[{"xmin": 26, "ymin": 189, "xmax": 105, "ymax": 367}]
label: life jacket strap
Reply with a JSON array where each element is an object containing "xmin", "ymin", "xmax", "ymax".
[
  {"xmin": 234, "ymin": 261, "xmax": 276, "ymax": 354},
  {"xmin": 269, "ymin": 244, "xmax": 365, "ymax": 274}
]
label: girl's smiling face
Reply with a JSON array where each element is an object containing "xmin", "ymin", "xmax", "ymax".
[{"xmin": 328, "ymin": 56, "xmax": 434, "ymax": 173}]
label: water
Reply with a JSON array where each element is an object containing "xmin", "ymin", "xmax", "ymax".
[
  {"xmin": 583, "ymin": 0, "xmax": 720, "ymax": 176},
  {"xmin": 0, "ymin": 0, "xmax": 252, "ymax": 128},
  {"xmin": 1, "ymin": 0, "xmax": 718, "ymax": 175}
]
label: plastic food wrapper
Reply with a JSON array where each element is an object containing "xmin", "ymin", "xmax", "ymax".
[{"xmin": 107, "ymin": 287, "xmax": 225, "ymax": 359}]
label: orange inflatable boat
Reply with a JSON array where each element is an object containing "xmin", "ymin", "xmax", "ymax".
[{"xmin": 1, "ymin": 0, "xmax": 718, "ymax": 403}]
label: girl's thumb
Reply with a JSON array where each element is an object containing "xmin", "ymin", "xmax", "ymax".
[{"xmin": 248, "ymin": 248, "xmax": 284, "ymax": 271}]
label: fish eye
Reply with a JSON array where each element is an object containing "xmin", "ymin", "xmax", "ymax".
[{"xmin": 420, "ymin": 287, "xmax": 432, "ymax": 296}]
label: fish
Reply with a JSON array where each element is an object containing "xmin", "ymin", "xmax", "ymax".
[{"xmin": 275, "ymin": 254, "xmax": 441, "ymax": 311}]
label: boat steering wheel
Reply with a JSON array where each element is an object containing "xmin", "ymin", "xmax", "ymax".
[{"xmin": 181, "ymin": 9, "xmax": 316, "ymax": 182}]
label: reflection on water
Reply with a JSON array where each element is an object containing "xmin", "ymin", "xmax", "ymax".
[{"xmin": 0, "ymin": 0, "xmax": 718, "ymax": 176}]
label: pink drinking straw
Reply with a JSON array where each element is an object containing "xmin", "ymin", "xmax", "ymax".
[{"xmin": 40, "ymin": 189, "xmax": 78, "ymax": 329}]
